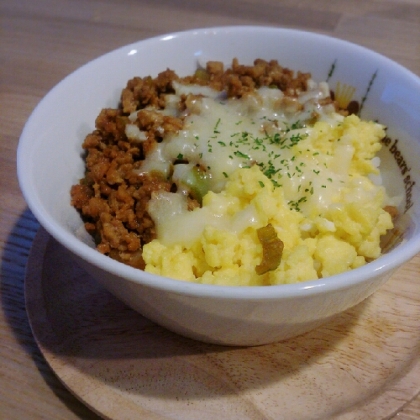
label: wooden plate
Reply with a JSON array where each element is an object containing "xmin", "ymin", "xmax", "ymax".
[{"xmin": 25, "ymin": 228, "xmax": 420, "ymax": 420}]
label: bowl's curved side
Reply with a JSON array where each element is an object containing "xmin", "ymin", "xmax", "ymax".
[{"xmin": 72, "ymin": 251, "xmax": 395, "ymax": 345}]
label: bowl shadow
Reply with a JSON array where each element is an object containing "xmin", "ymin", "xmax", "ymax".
[{"xmin": 0, "ymin": 208, "xmax": 102, "ymax": 419}]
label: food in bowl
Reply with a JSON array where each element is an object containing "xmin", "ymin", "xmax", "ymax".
[{"xmin": 71, "ymin": 58, "xmax": 397, "ymax": 286}]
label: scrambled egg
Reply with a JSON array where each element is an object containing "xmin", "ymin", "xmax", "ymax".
[{"xmin": 142, "ymin": 114, "xmax": 393, "ymax": 285}]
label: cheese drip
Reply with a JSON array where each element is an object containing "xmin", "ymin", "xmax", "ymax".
[{"xmin": 133, "ymin": 81, "xmax": 385, "ymax": 247}]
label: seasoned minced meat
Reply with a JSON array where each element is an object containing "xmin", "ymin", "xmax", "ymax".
[{"xmin": 71, "ymin": 59, "xmax": 327, "ymax": 269}]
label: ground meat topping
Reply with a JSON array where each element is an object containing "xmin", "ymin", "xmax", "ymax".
[{"xmin": 71, "ymin": 59, "xmax": 339, "ymax": 269}]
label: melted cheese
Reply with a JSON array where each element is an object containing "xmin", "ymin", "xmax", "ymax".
[{"xmin": 133, "ymin": 81, "xmax": 386, "ymax": 248}]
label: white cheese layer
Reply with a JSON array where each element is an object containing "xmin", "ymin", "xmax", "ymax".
[{"xmin": 132, "ymin": 81, "xmax": 383, "ymax": 246}]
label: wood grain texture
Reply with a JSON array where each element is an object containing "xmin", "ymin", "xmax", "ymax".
[
  {"xmin": 1, "ymin": 0, "xmax": 419, "ymax": 418},
  {"xmin": 24, "ymin": 229, "xmax": 420, "ymax": 420}
]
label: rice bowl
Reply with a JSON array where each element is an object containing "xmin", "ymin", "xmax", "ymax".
[{"xmin": 17, "ymin": 26, "xmax": 420, "ymax": 345}]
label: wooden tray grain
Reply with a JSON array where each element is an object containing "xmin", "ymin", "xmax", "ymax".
[{"xmin": 25, "ymin": 228, "xmax": 420, "ymax": 420}]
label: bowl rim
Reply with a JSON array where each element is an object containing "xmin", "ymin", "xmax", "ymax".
[{"xmin": 17, "ymin": 25, "xmax": 420, "ymax": 300}]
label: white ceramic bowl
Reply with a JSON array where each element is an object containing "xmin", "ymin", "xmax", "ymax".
[{"xmin": 18, "ymin": 26, "xmax": 420, "ymax": 346}]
